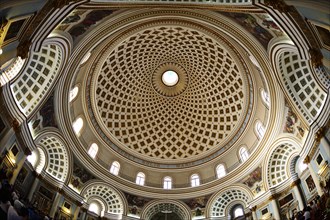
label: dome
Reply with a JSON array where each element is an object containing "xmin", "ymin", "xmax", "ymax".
[
  {"xmin": 1, "ymin": 1, "xmax": 329, "ymax": 220},
  {"xmin": 66, "ymin": 10, "xmax": 268, "ymax": 193},
  {"xmin": 88, "ymin": 20, "xmax": 251, "ymax": 164}
]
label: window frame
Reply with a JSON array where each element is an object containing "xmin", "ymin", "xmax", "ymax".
[
  {"xmin": 216, "ymin": 164, "xmax": 226, "ymax": 179},
  {"xmin": 136, "ymin": 172, "xmax": 146, "ymax": 186},
  {"xmin": 88, "ymin": 143, "xmax": 98, "ymax": 159},
  {"xmin": 110, "ymin": 161, "xmax": 120, "ymax": 176},
  {"xmin": 190, "ymin": 173, "xmax": 200, "ymax": 187},
  {"xmin": 163, "ymin": 176, "xmax": 172, "ymax": 189},
  {"xmin": 239, "ymin": 147, "xmax": 249, "ymax": 162}
]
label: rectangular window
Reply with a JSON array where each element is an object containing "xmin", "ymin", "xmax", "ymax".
[
  {"xmin": 316, "ymin": 154, "xmax": 323, "ymax": 165},
  {"xmin": 10, "ymin": 144, "xmax": 19, "ymax": 156}
]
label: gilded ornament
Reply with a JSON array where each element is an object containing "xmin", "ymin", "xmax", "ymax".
[{"xmin": 303, "ymin": 155, "xmax": 310, "ymax": 164}]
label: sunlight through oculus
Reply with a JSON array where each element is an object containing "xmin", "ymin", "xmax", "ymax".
[{"xmin": 162, "ymin": 70, "xmax": 179, "ymax": 86}]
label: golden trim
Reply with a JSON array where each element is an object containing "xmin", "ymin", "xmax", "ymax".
[{"xmin": 303, "ymin": 155, "xmax": 310, "ymax": 164}]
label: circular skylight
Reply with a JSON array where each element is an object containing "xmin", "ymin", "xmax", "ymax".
[{"xmin": 162, "ymin": 70, "xmax": 179, "ymax": 86}]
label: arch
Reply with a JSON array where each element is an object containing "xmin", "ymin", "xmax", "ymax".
[
  {"xmin": 0, "ymin": 57, "xmax": 25, "ymax": 86},
  {"xmin": 87, "ymin": 196, "xmax": 107, "ymax": 217},
  {"xmin": 36, "ymin": 134, "xmax": 70, "ymax": 182},
  {"xmin": 267, "ymin": 143, "xmax": 297, "ymax": 187},
  {"xmin": 140, "ymin": 199, "xmax": 192, "ymax": 220},
  {"xmin": 136, "ymin": 172, "xmax": 145, "ymax": 186},
  {"xmin": 10, "ymin": 40, "xmax": 67, "ymax": 117},
  {"xmin": 88, "ymin": 143, "xmax": 98, "ymax": 159},
  {"xmin": 273, "ymin": 46, "xmax": 327, "ymax": 124},
  {"xmin": 163, "ymin": 176, "xmax": 172, "ymax": 189},
  {"xmin": 109, "ymin": 161, "xmax": 120, "ymax": 175},
  {"xmin": 81, "ymin": 182, "xmax": 126, "ymax": 215},
  {"xmin": 207, "ymin": 185, "xmax": 253, "ymax": 218},
  {"xmin": 191, "ymin": 173, "xmax": 200, "ymax": 187},
  {"xmin": 216, "ymin": 164, "xmax": 226, "ymax": 178}
]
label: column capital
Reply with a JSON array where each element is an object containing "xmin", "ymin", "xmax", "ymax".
[
  {"xmin": 304, "ymin": 155, "xmax": 310, "ymax": 164},
  {"xmin": 290, "ymin": 179, "xmax": 301, "ymax": 188},
  {"xmin": 315, "ymin": 126, "xmax": 326, "ymax": 142},
  {"xmin": 251, "ymin": 206, "xmax": 257, "ymax": 212},
  {"xmin": 268, "ymin": 193, "xmax": 280, "ymax": 201}
]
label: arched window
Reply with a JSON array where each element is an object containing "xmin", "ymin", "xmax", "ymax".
[
  {"xmin": 249, "ymin": 55, "xmax": 260, "ymax": 68},
  {"xmin": 239, "ymin": 147, "xmax": 249, "ymax": 162},
  {"xmin": 216, "ymin": 164, "xmax": 226, "ymax": 178},
  {"xmin": 73, "ymin": 117, "xmax": 83, "ymax": 135},
  {"xmin": 80, "ymin": 52, "xmax": 92, "ymax": 65},
  {"xmin": 88, "ymin": 143, "xmax": 98, "ymax": 159},
  {"xmin": 163, "ymin": 176, "xmax": 172, "ymax": 189},
  {"xmin": 69, "ymin": 86, "xmax": 79, "ymax": 102},
  {"xmin": 234, "ymin": 207, "xmax": 244, "ymax": 218},
  {"xmin": 191, "ymin": 174, "xmax": 200, "ymax": 187},
  {"xmin": 89, "ymin": 202, "xmax": 100, "ymax": 215},
  {"xmin": 110, "ymin": 161, "xmax": 120, "ymax": 175},
  {"xmin": 256, "ymin": 121, "xmax": 265, "ymax": 139},
  {"xmin": 136, "ymin": 172, "xmax": 145, "ymax": 186},
  {"xmin": 261, "ymin": 89, "xmax": 270, "ymax": 107}
]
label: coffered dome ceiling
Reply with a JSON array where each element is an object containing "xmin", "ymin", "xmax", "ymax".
[{"xmin": 88, "ymin": 22, "xmax": 251, "ymax": 164}]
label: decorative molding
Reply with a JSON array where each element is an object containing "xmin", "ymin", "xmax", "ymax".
[
  {"xmin": 307, "ymin": 126, "xmax": 327, "ymax": 159},
  {"xmin": 0, "ymin": 17, "xmax": 9, "ymax": 43}
]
